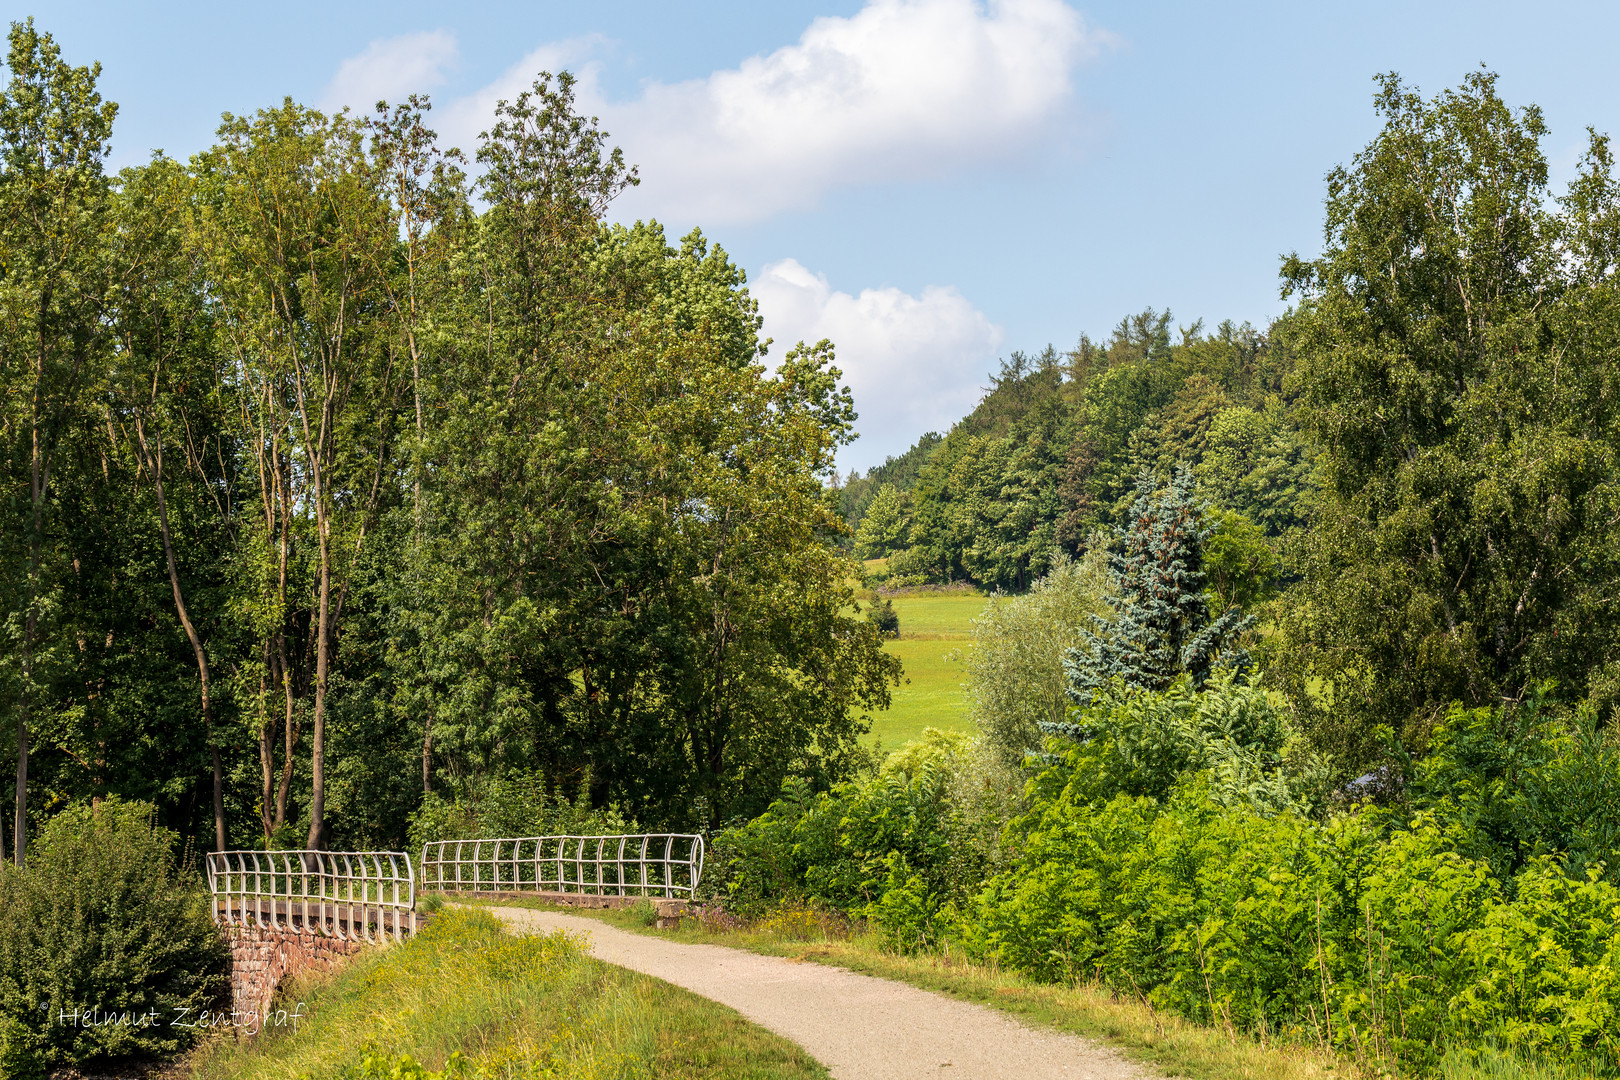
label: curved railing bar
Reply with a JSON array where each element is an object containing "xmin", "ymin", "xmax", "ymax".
[
  {"xmin": 205, "ymin": 850, "xmax": 416, "ymax": 941},
  {"xmin": 420, "ymin": 834, "xmax": 704, "ymax": 898}
]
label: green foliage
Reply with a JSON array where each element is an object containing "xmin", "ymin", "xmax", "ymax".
[
  {"xmin": 711, "ymin": 731, "xmax": 983, "ymax": 933},
  {"xmin": 1036, "ymin": 672, "xmax": 1323, "ymax": 815},
  {"xmin": 1198, "ymin": 404, "xmax": 1317, "ymax": 537},
  {"xmin": 1272, "ymin": 70, "xmax": 1620, "ymax": 772},
  {"xmin": 838, "ymin": 433, "xmax": 942, "ymax": 537},
  {"xmin": 966, "ymin": 547, "xmax": 1114, "ymax": 768},
  {"xmin": 1406, "ymin": 697, "xmax": 1620, "ymax": 883},
  {"xmin": 407, "ymin": 771, "xmax": 638, "ymax": 855},
  {"xmin": 866, "ymin": 597, "xmax": 900, "ymax": 638},
  {"xmin": 1060, "ymin": 468, "xmax": 1252, "ymax": 715},
  {"xmin": 0, "ymin": 798, "xmax": 228, "ymax": 1073},
  {"xmin": 628, "ymin": 897, "xmax": 659, "ymax": 927},
  {"xmin": 1203, "ymin": 509, "xmax": 1281, "ymax": 616},
  {"xmin": 0, "ymin": 23, "xmax": 900, "ymax": 856},
  {"xmin": 855, "ymin": 485, "xmax": 911, "ymax": 560},
  {"xmin": 965, "ymin": 769, "xmax": 1620, "ymax": 1074},
  {"xmin": 841, "ymin": 315, "xmax": 1306, "ymax": 593}
]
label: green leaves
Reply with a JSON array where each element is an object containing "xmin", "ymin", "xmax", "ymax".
[
  {"xmin": 1272, "ymin": 70, "xmax": 1620, "ymax": 770},
  {"xmin": 0, "ymin": 798, "xmax": 228, "ymax": 1072}
]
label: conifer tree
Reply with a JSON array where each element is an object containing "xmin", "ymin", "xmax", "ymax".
[{"xmin": 1046, "ymin": 466, "xmax": 1251, "ymax": 739}]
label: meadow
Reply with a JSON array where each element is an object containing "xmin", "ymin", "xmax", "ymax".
[{"xmin": 865, "ymin": 590, "xmax": 990, "ymax": 748}]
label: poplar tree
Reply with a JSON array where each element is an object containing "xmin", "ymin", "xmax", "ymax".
[{"xmin": 0, "ymin": 20, "xmax": 117, "ymax": 864}]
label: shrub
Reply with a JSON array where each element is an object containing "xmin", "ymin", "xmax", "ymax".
[
  {"xmin": 868, "ymin": 596, "xmax": 900, "ymax": 637},
  {"xmin": 966, "ymin": 751, "xmax": 1620, "ymax": 1074},
  {"xmin": 711, "ymin": 732, "xmax": 977, "ymax": 921},
  {"xmin": 1038, "ymin": 670, "xmax": 1326, "ymax": 815},
  {"xmin": 0, "ymin": 798, "xmax": 228, "ymax": 1074},
  {"xmin": 628, "ymin": 898, "xmax": 658, "ymax": 927},
  {"xmin": 966, "ymin": 545, "xmax": 1114, "ymax": 769},
  {"xmin": 1407, "ymin": 697, "xmax": 1620, "ymax": 883}
]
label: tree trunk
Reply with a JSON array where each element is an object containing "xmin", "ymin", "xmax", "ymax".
[
  {"xmin": 306, "ymin": 509, "xmax": 331, "ymax": 850},
  {"xmin": 276, "ymin": 637, "xmax": 296, "ymax": 830},
  {"xmin": 414, "ymin": 317, "xmax": 430, "ymax": 798},
  {"xmin": 15, "ymin": 370, "xmax": 47, "ymax": 868},
  {"xmin": 136, "ymin": 418, "xmax": 226, "ymax": 852},
  {"xmin": 258, "ymin": 640, "xmax": 276, "ymax": 841},
  {"xmin": 422, "ymin": 715, "xmax": 433, "ymax": 795}
]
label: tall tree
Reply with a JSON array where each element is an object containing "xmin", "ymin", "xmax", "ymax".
[
  {"xmin": 1273, "ymin": 71, "xmax": 1620, "ymax": 768},
  {"xmin": 192, "ymin": 102, "xmax": 399, "ymax": 848},
  {"xmin": 0, "ymin": 20, "xmax": 117, "ymax": 864},
  {"xmin": 107, "ymin": 156, "xmax": 232, "ymax": 851},
  {"xmin": 364, "ymin": 96, "xmax": 468, "ymax": 798},
  {"xmin": 1058, "ymin": 466, "xmax": 1252, "ymax": 722}
]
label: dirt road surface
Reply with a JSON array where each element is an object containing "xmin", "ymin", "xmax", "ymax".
[{"xmin": 487, "ymin": 906, "xmax": 1155, "ymax": 1080}]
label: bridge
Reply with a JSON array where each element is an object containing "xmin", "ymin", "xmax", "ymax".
[{"xmin": 207, "ymin": 834, "xmax": 706, "ymax": 1026}]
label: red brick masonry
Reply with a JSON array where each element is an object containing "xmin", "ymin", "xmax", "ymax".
[{"xmin": 223, "ymin": 925, "xmax": 365, "ymax": 1027}]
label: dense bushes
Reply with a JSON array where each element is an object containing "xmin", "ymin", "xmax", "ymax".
[
  {"xmin": 1032, "ymin": 672, "xmax": 1323, "ymax": 813},
  {"xmin": 711, "ymin": 731, "xmax": 992, "ymax": 949},
  {"xmin": 714, "ymin": 680, "xmax": 1620, "ymax": 1075},
  {"xmin": 967, "ymin": 547, "xmax": 1114, "ymax": 767},
  {"xmin": 971, "ymin": 764, "xmax": 1620, "ymax": 1073},
  {"xmin": 0, "ymin": 798, "xmax": 228, "ymax": 1076}
]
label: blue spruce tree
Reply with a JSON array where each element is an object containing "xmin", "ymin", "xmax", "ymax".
[{"xmin": 1043, "ymin": 465, "xmax": 1253, "ymax": 741}]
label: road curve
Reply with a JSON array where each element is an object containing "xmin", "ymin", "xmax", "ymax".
[{"xmin": 486, "ymin": 905, "xmax": 1154, "ymax": 1080}]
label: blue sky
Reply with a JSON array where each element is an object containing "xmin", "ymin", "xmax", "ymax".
[{"xmin": 31, "ymin": 1, "xmax": 1620, "ymax": 470}]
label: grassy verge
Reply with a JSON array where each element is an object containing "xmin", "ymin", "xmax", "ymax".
[
  {"xmin": 453, "ymin": 896, "xmax": 1342, "ymax": 1080},
  {"xmin": 464, "ymin": 899, "xmax": 1605, "ymax": 1080},
  {"xmin": 190, "ymin": 906, "xmax": 825, "ymax": 1080}
]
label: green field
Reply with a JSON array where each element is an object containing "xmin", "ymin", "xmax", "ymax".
[{"xmin": 865, "ymin": 591, "xmax": 997, "ymax": 749}]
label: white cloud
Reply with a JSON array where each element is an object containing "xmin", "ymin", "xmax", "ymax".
[
  {"xmin": 321, "ymin": 30, "xmax": 459, "ymax": 114},
  {"xmin": 752, "ymin": 258, "xmax": 1002, "ymax": 469},
  {"xmin": 366, "ymin": 0, "xmax": 1108, "ymax": 220},
  {"xmin": 604, "ymin": 0, "xmax": 1106, "ymax": 224}
]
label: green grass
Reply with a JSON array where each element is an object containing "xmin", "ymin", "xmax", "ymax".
[
  {"xmin": 866, "ymin": 591, "xmax": 992, "ymax": 748},
  {"xmin": 458, "ymin": 898, "xmax": 1347, "ymax": 1080},
  {"xmin": 886, "ymin": 592, "xmax": 991, "ymax": 639},
  {"xmin": 870, "ymin": 639, "xmax": 970, "ymax": 748},
  {"xmin": 190, "ymin": 907, "xmax": 826, "ymax": 1080}
]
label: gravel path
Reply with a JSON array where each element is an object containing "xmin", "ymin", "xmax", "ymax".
[{"xmin": 486, "ymin": 906, "xmax": 1154, "ymax": 1080}]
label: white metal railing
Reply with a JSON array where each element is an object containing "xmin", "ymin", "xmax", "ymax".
[
  {"xmin": 206, "ymin": 849, "xmax": 417, "ymax": 942},
  {"xmin": 420, "ymin": 834, "xmax": 704, "ymax": 898}
]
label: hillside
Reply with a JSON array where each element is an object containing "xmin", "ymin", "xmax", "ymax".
[{"xmin": 838, "ymin": 312, "xmax": 1314, "ymax": 596}]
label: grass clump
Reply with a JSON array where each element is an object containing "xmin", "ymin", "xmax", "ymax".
[{"xmin": 194, "ymin": 906, "xmax": 825, "ymax": 1080}]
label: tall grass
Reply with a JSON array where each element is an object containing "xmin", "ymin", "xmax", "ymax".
[{"xmin": 192, "ymin": 908, "xmax": 825, "ymax": 1080}]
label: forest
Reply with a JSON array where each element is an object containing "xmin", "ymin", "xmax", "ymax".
[
  {"xmin": 9, "ymin": 12, "xmax": 1620, "ymax": 1078},
  {"xmin": 839, "ymin": 76, "xmax": 1620, "ymax": 776},
  {"xmin": 4, "ymin": 14, "xmax": 1620, "ymax": 855},
  {"xmin": 0, "ymin": 19, "xmax": 897, "ymax": 862}
]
